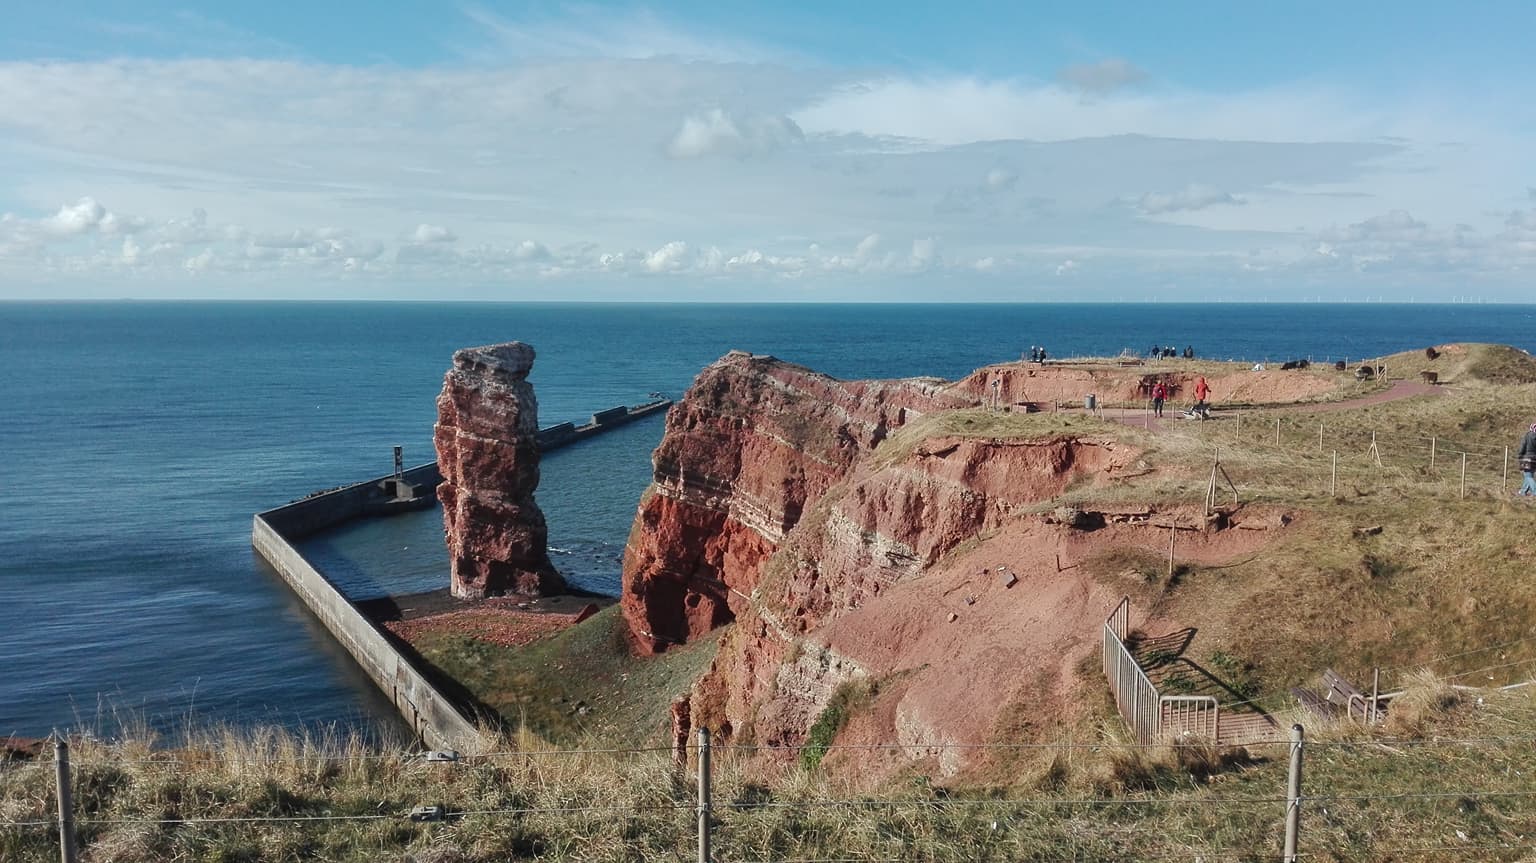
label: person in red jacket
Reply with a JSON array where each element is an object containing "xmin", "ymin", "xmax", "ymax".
[
  {"xmin": 1151, "ymin": 381, "xmax": 1168, "ymax": 417},
  {"xmin": 1191, "ymin": 376, "xmax": 1212, "ymax": 420}
]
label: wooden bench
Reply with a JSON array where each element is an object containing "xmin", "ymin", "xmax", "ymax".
[
  {"xmin": 1321, "ymin": 668, "xmax": 1365, "ymax": 709},
  {"xmin": 1292, "ymin": 686, "xmax": 1340, "ymax": 719}
]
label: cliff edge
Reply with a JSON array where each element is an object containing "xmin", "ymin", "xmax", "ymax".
[{"xmin": 620, "ymin": 352, "xmax": 1292, "ymax": 774}]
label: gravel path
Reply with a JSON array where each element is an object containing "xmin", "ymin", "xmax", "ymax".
[{"xmin": 1099, "ymin": 379, "xmax": 1446, "ymax": 432}]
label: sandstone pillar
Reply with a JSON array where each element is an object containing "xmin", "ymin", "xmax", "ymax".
[{"xmin": 434, "ymin": 342, "xmax": 564, "ymax": 598}]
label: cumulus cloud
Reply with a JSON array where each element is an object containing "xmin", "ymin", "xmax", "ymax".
[
  {"xmin": 1138, "ymin": 184, "xmax": 1245, "ymax": 215},
  {"xmin": 411, "ymin": 224, "xmax": 457, "ymax": 244},
  {"xmin": 513, "ymin": 240, "xmax": 550, "ymax": 260},
  {"xmin": 0, "ymin": 52, "xmax": 1530, "ymax": 295},
  {"xmin": 1057, "ymin": 58, "xmax": 1149, "ymax": 95},
  {"xmin": 37, "ymin": 197, "xmax": 146, "ymax": 236},
  {"xmin": 1056, "ymin": 259, "xmax": 1079, "ymax": 276},
  {"xmin": 667, "ymin": 109, "xmax": 803, "ymax": 158},
  {"xmin": 184, "ymin": 249, "xmax": 215, "ymax": 272},
  {"xmin": 644, "ymin": 240, "xmax": 691, "ymax": 272}
]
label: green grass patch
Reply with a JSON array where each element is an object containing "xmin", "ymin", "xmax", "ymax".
[
  {"xmin": 409, "ymin": 605, "xmax": 721, "ymax": 746},
  {"xmin": 799, "ymin": 677, "xmax": 879, "ymax": 771}
]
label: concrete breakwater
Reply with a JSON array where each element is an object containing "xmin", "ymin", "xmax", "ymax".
[
  {"xmin": 535, "ymin": 398, "xmax": 670, "ymax": 451},
  {"xmin": 250, "ymin": 398, "xmax": 670, "ymax": 750}
]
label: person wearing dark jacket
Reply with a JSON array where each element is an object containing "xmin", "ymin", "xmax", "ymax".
[{"xmin": 1519, "ymin": 422, "xmax": 1536, "ymax": 496}]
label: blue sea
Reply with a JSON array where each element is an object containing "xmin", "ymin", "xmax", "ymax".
[{"xmin": 2, "ymin": 301, "xmax": 1534, "ymax": 739}]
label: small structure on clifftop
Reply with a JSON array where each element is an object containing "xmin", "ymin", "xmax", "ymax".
[{"xmin": 434, "ymin": 342, "xmax": 565, "ymax": 599}]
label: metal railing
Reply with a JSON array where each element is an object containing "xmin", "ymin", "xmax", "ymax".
[
  {"xmin": 1160, "ymin": 695, "xmax": 1220, "ymax": 741},
  {"xmin": 1102, "ymin": 596, "xmax": 1161, "ymax": 744}
]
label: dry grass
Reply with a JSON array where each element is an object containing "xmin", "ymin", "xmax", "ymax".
[{"xmin": 7, "ymin": 687, "xmax": 1536, "ymax": 861}]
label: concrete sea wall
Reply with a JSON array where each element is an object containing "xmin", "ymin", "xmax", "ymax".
[
  {"xmin": 250, "ymin": 399, "xmax": 672, "ymax": 750},
  {"xmin": 253, "ymin": 474, "xmax": 485, "ymax": 754}
]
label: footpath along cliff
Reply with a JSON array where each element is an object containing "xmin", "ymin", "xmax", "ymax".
[{"xmin": 620, "ymin": 352, "xmax": 1298, "ymax": 773}]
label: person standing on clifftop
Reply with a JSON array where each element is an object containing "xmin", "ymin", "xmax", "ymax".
[
  {"xmin": 1191, "ymin": 375, "xmax": 1212, "ymax": 420},
  {"xmin": 1517, "ymin": 422, "xmax": 1536, "ymax": 497},
  {"xmin": 1151, "ymin": 380, "xmax": 1168, "ymax": 418}
]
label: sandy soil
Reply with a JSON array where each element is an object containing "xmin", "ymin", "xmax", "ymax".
[{"xmin": 811, "ymin": 506, "xmax": 1284, "ymax": 773}]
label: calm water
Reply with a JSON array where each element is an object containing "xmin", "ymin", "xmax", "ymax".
[{"xmin": 2, "ymin": 301, "xmax": 1533, "ymax": 738}]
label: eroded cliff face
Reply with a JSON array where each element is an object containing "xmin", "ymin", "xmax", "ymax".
[
  {"xmin": 435, "ymin": 342, "xmax": 564, "ymax": 599},
  {"xmin": 688, "ymin": 432, "xmax": 1137, "ymax": 752},
  {"xmin": 620, "ymin": 352, "xmax": 977, "ymax": 653},
  {"xmin": 622, "ymin": 352, "xmax": 1291, "ymax": 774}
]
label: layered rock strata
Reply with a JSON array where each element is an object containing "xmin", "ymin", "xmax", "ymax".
[
  {"xmin": 620, "ymin": 352, "xmax": 977, "ymax": 653},
  {"xmin": 621, "ymin": 351, "xmax": 1291, "ymax": 771},
  {"xmin": 435, "ymin": 342, "xmax": 564, "ymax": 599}
]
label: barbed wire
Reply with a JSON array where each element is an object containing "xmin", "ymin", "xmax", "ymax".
[
  {"xmin": 1378, "ymin": 634, "xmax": 1536, "ymax": 672},
  {"xmin": 7, "ymin": 727, "xmax": 1536, "ymax": 776},
  {"xmin": 12, "ymin": 781, "xmax": 1536, "ymax": 831},
  {"xmin": 0, "ymin": 801, "xmax": 696, "ymax": 829}
]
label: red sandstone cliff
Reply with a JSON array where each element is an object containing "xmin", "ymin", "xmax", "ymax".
[
  {"xmin": 620, "ymin": 351, "xmax": 977, "ymax": 653},
  {"xmin": 621, "ymin": 352, "xmax": 1294, "ymax": 774},
  {"xmin": 435, "ymin": 342, "xmax": 564, "ymax": 599}
]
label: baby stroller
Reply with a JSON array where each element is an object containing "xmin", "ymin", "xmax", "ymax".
[{"xmin": 1182, "ymin": 401, "xmax": 1212, "ymax": 421}]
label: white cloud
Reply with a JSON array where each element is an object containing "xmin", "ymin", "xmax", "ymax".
[
  {"xmin": 667, "ymin": 109, "xmax": 803, "ymax": 158},
  {"xmin": 1056, "ymin": 259, "xmax": 1079, "ymax": 276},
  {"xmin": 644, "ymin": 240, "xmax": 690, "ymax": 272},
  {"xmin": 411, "ymin": 224, "xmax": 456, "ymax": 244},
  {"xmin": 184, "ymin": 249, "xmax": 215, "ymax": 272},
  {"xmin": 1138, "ymin": 184, "xmax": 1245, "ymax": 215},
  {"xmin": 0, "ymin": 52, "xmax": 1530, "ymax": 297},
  {"xmin": 39, "ymin": 197, "xmax": 145, "ymax": 236},
  {"xmin": 513, "ymin": 240, "xmax": 550, "ymax": 260}
]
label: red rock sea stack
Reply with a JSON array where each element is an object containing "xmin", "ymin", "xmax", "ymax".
[{"xmin": 434, "ymin": 342, "xmax": 565, "ymax": 599}]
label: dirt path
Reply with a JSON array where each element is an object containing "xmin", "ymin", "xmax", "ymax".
[{"xmin": 1099, "ymin": 379, "xmax": 1446, "ymax": 432}]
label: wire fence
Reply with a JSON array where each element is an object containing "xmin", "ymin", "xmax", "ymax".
[
  {"xmin": 7, "ymin": 725, "xmax": 1536, "ymax": 863},
  {"xmin": 1098, "ymin": 394, "xmax": 1532, "ymax": 503}
]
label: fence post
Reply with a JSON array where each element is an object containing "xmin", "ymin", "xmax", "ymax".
[
  {"xmin": 696, "ymin": 727, "xmax": 711, "ymax": 863},
  {"xmin": 1236, "ymin": 410, "xmax": 1241, "ymax": 434},
  {"xmin": 1430, "ymin": 436, "xmax": 1436, "ymax": 467},
  {"xmin": 1283, "ymin": 724, "xmax": 1305, "ymax": 863},
  {"xmin": 1460, "ymin": 453, "xmax": 1467, "ymax": 500},
  {"xmin": 1274, "ymin": 417, "xmax": 1280, "ymax": 446},
  {"xmin": 55, "ymin": 738, "xmax": 79, "ymax": 863},
  {"xmin": 1504, "ymin": 446, "xmax": 1510, "ymax": 493},
  {"xmin": 1318, "ymin": 421, "xmax": 1324, "ymax": 453},
  {"xmin": 1330, "ymin": 451, "xmax": 1337, "ymax": 497},
  {"xmin": 1167, "ymin": 525, "xmax": 1175, "ymax": 580}
]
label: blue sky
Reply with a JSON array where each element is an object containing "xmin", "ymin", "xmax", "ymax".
[{"xmin": 2, "ymin": 2, "xmax": 1534, "ymax": 300}]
